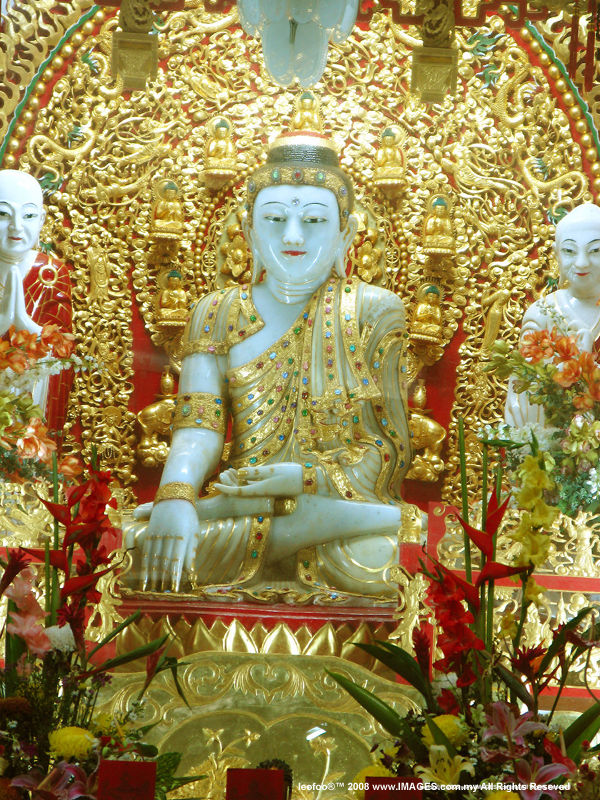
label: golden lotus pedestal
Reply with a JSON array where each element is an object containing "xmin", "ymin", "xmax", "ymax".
[{"xmin": 100, "ymin": 599, "xmax": 418, "ymax": 798}]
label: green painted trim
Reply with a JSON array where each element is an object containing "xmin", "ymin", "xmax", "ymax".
[
  {"xmin": 0, "ymin": 5, "xmax": 100, "ymax": 163},
  {"xmin": 524, "ymin": 18, "xmax": 600, "ymax": 157}
]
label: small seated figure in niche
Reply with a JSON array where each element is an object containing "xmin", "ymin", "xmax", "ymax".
[
  {"xmin": 406, "ymin": 379, "xmax": 445, "ymax": 482},
  {"xmin": 356, "ymin": 228, "xmax": 383, "ymax": 283},
  {"xmin": 506, "ymin": 202, "xmax": 600, "ymax": 427},
  {"xmin": 422, "ymin": 195, "xmax": 455, "ymax": 256},
  {"xmin": 205, "ymin": 118, "xmax": 237, "ymax": 170},
  {"xmin": 373, "ymin": 127, "xmax": 406, "ymax": 199},
  {"xmin": 291, "ymin": 91, "xmax": 323, "ymax": 132},
  {"xmin": 203, "ymin": 117, "xmax": 238, "ymax": 190},
  {"xmin": 156, "ymin": 269, "xmax": 188, "ymax": 325},
  {"xmin": 151, "ymin": 179, "xmax": 184, "ymax": 238},
  {"xmin": 410, "ymin": 284, "xmax": 443, "ymax": 344},
  {"xmin": 137, "ymin": 366, "xmax": 177, "ymax": 468}
]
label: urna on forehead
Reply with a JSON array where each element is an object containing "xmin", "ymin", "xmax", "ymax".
[
  {"xmin": 0, "ymin": 170, "xmax": 44, "ymax": 207},
  {"xmin": 555, "ymin": 203, "xmax": 600, "ymax": 244}
]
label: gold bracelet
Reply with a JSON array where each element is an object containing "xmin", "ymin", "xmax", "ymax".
[
  {"xmin": 154, "ymin": 482, "xmax": 197, "ymax": 505},
  {"xmin": 172, "ymin": 392, "xmax": 227, "ymax": 434},
  {"xmin": 302, "ymin": 462, "xmax": 318, "ymax": 495}
]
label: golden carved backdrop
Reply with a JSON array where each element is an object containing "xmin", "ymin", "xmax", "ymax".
[{"xmin": 1, "ymin": 1, "xmax": 599, "ymax": 511}]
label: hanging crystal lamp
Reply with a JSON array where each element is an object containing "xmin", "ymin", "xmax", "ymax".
[{"xmin": 238, "ymin": 0, "xmax": 359, "ymax": 87}]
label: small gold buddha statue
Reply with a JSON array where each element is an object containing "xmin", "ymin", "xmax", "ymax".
[
  {"xmin": 202, "ymin": 117, "xmax": 238, "ymax": 190},
  {"xmin": 410, "ymin": 284, "xmax": 443, "ymax": 345},
  {"xmin": 151, "ymin": 179, "xmax": 184, "ymax": 239},
  {"xmin": 137, "ymin": 366, "xmax": 177, "ymax": 468},
  {"xmin": 291, "ymin": 91, "xmax": 323, "ymax": 132},
  {"xmin": 156, "ymin": 269, "xmax": 189, "ymax": 326},
  {"xmin": 373, "ymin": 127, "xmax": 406, "ymax": 198},
  {"xmin": 422, "ymin": 195, "xmax": 455, "ymax": 256},
  {"xmin": 220, "ymin": 213, "xmax": 251, "ymax": 284},
  {"xmin": 406, "ymin": 379, "xmax": 446, "ymax": 482}
]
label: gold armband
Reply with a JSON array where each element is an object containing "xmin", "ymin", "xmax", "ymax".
[
  {"xmin": 302, "ymin": 461, "xmax": 318, "ymax": 495},
  {"xmin": 154, "ymin": 482, "xmax": 197, "ymax": 505},
  {"xmin": 172, "ymin": 392, "xmax": 227, "ymax": 434}
]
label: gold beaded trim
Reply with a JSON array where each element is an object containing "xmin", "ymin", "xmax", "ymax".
[
  {"xmin": 172, "ymin": 392, "xmax": 227, "ymax": 434},
  {"xmin": 154, "ymin": 482, "xmax": 197, "ymax": 505}
]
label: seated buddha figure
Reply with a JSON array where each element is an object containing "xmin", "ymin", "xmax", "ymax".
[
  {"xmin": 127, "ymin": 130, "xmax": 415, "ymax": 599},
  {"xmin": 151, "ymin": 180, "xmax": 184, "ymax": 238},
  {"xmin": 0, "ymin": 169, "xmax": 72, "ymax": 436},
  {"xmin": 411, "ymin": 284, "xmax": 443, "ymax": 344},
  {"xmin": 422, "ymin": 195, "xmax": 455, "ymax": 255},
  {"xmin": 374, "ymin": 127, "xmax": 405, "ymax": 182},
  {"xmin": 506, "ymin": 202, "xmax": 600, "ymax": 426},
  {"xmin": 156, "ymin": 269, "xmax": 188, "ymax": 325},
  {"xmin": 205, "ymin": 118, "xmax": 237, "ymax": 170},
  {"xmin": 291, "ymin": 91, "xmax": 323, "ymax": 133}
]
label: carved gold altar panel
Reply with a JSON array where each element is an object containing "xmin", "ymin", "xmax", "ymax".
[
  {"xmin": 95, "ymin": 652, "xmax": 420, "ymax": 800},
  {"xmin": 1, "ymin": 1, "xmax": 598, "ymax": 513}
]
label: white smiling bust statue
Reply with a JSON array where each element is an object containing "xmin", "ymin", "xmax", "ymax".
[
  {"xmin": 505, "ymin": 203, "xmax": 600, "ymax": 427},
  {"xmin": 127, "ymin": 130, "xmax": 417, "ymax": 600}
]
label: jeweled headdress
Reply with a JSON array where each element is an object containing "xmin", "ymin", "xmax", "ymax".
[{"xmin": 245, "ymin": 130, "xmax": 355, "ymax": 229}]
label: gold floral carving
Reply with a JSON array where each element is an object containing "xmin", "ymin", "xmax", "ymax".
[
  {"xmin": 95, "ymin": 651, "xmax": 419, "ymax": 799},
  {"xmin": 0, "ymin": 4, "xmax": 597, "ymax": 507}
]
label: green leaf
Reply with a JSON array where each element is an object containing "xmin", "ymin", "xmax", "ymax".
[
  {"xmin": 493, "ymin": 663, "xmax": 533, "ymax": 709},
  {"xmin": 137, "ymin": 742, "xmax": 158, "ymax": 758},
  {"xmin": 354, "ymin": 642, "xmax": 430, "ymax": 698},
  {"xmin": 87, "ymin": 610, "xmax": 142, "ymax": 659},
  {"xmin": 425, "ymin": 717, "xmax": 458, "ymax": 758},
  {"xmin": 326, "ymin": 670, "xmax": 428, "ymax": 761},
  {"xmin": 87, "ymin": 634, "xmax": 169, "ymax": 675},
  {"xmin": 564, "ymin": 702, "xmax": 600, "ymax": 760},
  {"xmin": 538, "ymin": 607, "xmax": 593, "ymax": 676}
]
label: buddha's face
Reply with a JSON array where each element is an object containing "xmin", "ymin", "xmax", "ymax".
[
  {"xmin": 250, "ymin": 185, "xmax": 350, "ymax": 288},
  {"xmin": 555, "ymin": 214, "xmax": 600, "ymax": 299},
  {"xmin": 0, "ymin": 170, "xmax": 45, "ymax": 260}
]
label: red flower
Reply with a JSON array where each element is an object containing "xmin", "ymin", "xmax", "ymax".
[
  {"xmin": 543, "ymin": 737, "xmax": 576, "ymax": 773},
  {"xmin": 437, "ymin": 688, "xmax": 459, "ymax": 714},
  {"xmin": 412, "ymin": 625, "xmax": 431, "ymax": 679},
  {"xmin": 520, "ymin": 329, "xmax": 554, "ymax": 363},
  {"xmin": 0, "ymin": 548, "xmax": 32, "ymax": 596}
]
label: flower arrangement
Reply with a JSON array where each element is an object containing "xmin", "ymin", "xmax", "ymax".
[
  {"xmin": 485, "ymin": 324, "xmax": 600, "ymax": 517},
  {"xmin": 0, "ymin": 462, "xmax": 197, "ymax": 799},
  {"xmin": 330, "ymin": 428, "xmax": 600, "ymax": 800},
  {"xmin": 0, "ymin": 323, "xmax": 86, "ymax": 483}
]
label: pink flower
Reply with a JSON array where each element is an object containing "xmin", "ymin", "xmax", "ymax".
[
  {"xmin": 482, "ymin": 702, "xmax": 544, "ymax": 747},
  {"xmin": 515, "ymin": 755, "xmax": 569, "ymax": 799},
  {"xmin": 6, "ymin": 612, "xmax": 51, "ymax": 657},
  {"xmin": 4, "ymin": 568, "xmax": 46, "ymax": 620}
]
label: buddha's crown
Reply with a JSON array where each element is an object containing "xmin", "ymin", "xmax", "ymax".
[{"xmin": 245, "ymin": 130, "xmax": 354, "ymax": 229}]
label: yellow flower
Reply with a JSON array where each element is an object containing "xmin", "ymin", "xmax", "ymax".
[
  {"xmin": 90, "ymin": 713, "xmax": 113, "ymax": 735},
  {"xmin": 529, "ymin": 499, "xmax": 559, "ymax": 529},
  {"xmin": 498, "ymin": 613, "xmax": 517, "ymax": 640},
  {"xmin": 421, "ymin": 715, "xmax": 468, "ymax": 748},
  {"xmin": 351, "ymin": 764, "xmax": 394, "ymax": 800},
  {"xmin": 415, "ymin": 745, "xmax": 474, "ymax": 784},
  {"xmin": 524, "ymin": 576, "xmax": 545, "ymax": 608},
  {"xmin": 516, "ymin": 529, "xmax": 550, "ymax": 568},
  {"xmin": 518, "ymin": 455, "xmax": 553, "ymax": 491},
  {"xmin": 509, "ymin": 512, "xmax": 533, "ymax": 543},
  {"xmin": 516, "ymin": 484, "xmax": 542, "ymax": 509},
  {"xmin": 48, "ymin": 726, "xmax": 96, "ymax": 761}
]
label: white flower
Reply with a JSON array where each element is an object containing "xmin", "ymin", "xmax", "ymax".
[{"xmin": 46, "ymin": 624, "xmax": 76, "ymax": 653}]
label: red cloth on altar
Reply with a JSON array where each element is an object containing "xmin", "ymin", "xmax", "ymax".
[
  {"xmin": 22, "ymin": 252, "xmax": 73, "ymax": 438},
  {"xmin": 96, "ymin": 760, "xmax": 156, "ymax": 800},
  {"xmin": 226, "ymin": 768, "xmax": 286, "ymax": 800}
]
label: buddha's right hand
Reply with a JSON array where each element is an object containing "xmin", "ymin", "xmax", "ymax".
[{"xmin": 141, "ymin": 499, "xmax": 200, "ymax": 592}]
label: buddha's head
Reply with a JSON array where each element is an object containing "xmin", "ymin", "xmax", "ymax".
[
  {"xmin": 0, "ymin": 170, "xmax": 45, "ymax": 263},
  {"xmin": 163, "ymin": 181, "xmax": 178, "ymax": 200},
  {"xmin": 167, "ymin": 269, "xmax": 182, "ymax": 288},
  {"xmin": 555, "ymin": 203, "xmax": 600, "ymax": 299},
  {"xmin": 432, "ymin": 197, "xmax": 448, "ymax": 217},
  {"xmin": 214, "ymin": 119, "xmax": 230, "ymax": 140},
  {"xmin": 244, "ymin": 132, "xmax": 358, "ymax": 295}
]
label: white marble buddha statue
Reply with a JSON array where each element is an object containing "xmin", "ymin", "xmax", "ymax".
[
  {"xmin": 0, "ymin": 170, "xmax": 72, "ymax": 432},
  {"xmin": 505, "ymin": 202, "xmax": 600, "ymax": 427},
  {"xmin": 127, "ymin": 131, "xmax": 415, "ymax": 600}
]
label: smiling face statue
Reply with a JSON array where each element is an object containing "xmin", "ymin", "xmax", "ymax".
[
  {"xmin": 0, "ymin": 170, "xmax": 46, "ymax": 267},
  {"xmin": 555, "ymin": 203, "xmax": 600, "ymax": 301}
]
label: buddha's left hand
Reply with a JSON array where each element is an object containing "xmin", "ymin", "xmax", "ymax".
[{"xmin": 214, "ymin": 463, "xmax": 303, "ymax": 497}]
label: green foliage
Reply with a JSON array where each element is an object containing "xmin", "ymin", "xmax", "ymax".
[{"xmin": 154, "ymin": 751, "xmax": 205, "ymax": 800}]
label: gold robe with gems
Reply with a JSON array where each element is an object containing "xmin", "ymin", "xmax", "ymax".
[{"xmin": 179, "ymin": 275, "xmax": 413, "ymax": 599}]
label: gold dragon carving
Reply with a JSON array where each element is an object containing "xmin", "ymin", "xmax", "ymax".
[{"xmin": 0, "ymin": 2, "xmax": 597, "ymax": 508}]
